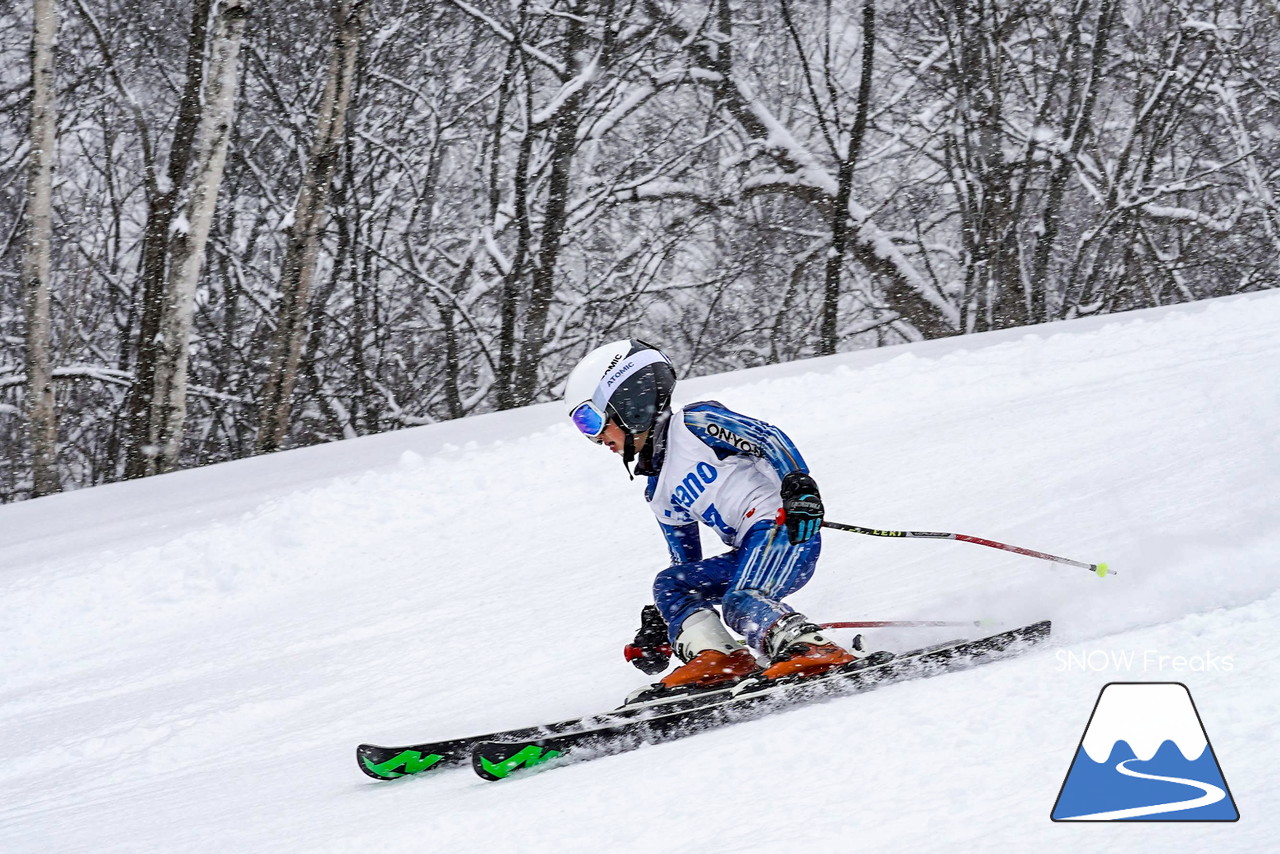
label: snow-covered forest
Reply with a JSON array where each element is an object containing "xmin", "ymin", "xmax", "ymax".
[{"xmin": 3, "ymin": 0, "xmax": 1278, "ymax": 501}]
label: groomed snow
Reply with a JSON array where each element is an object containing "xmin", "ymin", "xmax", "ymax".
[{"xmin": 2, "ymin": 291, "xmax": 1277, "ymax": 852}]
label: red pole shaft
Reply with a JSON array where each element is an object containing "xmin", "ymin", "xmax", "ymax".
[
  {"xmin": 820, "ymin": 520, "xmax": 1111, "ymax": 576},
  {"xmin": 820, "ymin": 620, "xmax": 979, "ymax": 629}
]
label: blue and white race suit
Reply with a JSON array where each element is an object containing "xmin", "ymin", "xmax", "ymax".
[{"xmin": 640, "ymin": 401, "xmax": 821, "ymax": 649}]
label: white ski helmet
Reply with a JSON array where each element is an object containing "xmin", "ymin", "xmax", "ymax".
[{"xmin": 564, "ymin": 339, "xmax": 676, "ymax": 439}]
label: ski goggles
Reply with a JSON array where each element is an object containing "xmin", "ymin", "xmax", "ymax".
[{"xmin": 570, "ymin": 400, "xmax": 609, "ymax": 439}]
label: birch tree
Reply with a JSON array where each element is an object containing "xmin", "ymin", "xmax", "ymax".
[
  {"xmin": 149, "ymin": 0, "xmax": 251, "ymax": 474},
  {"xmin": 119, "ymin": 0, "xmax": 216, "ymax": 478},
  {"xmin": 22, "ymin": 0, "xmax": 60, "ymax": 497}
]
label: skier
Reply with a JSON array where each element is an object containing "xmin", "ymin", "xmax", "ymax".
[{"xmin": 564, "ymin": 339, "xmax": 864, "ymax": 700}]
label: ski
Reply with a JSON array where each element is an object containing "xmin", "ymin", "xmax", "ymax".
[
  {"xmin": 357, "ymin": 637, "xmax": 955, "ymax": 780},
  {"xmin": 358, "ymin": 670, "xmax": 780, "ymax": 780},
  {"xmin": 470, "ymin": 620, "xmax": 1051, "ymax": 781}
]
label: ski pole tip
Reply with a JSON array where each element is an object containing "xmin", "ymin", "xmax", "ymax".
[{"xmin": 1094, "ymin": 562, "xmax": 1112, "ymax": 578}]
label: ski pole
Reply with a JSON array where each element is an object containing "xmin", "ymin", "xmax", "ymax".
[
  {"xmin": 820, "ymin": 520, "xmax": 1112, "ymax": 577},
  {"xmin": 820, "ymin": 620, "xmax": 980, "ymax": 629}
]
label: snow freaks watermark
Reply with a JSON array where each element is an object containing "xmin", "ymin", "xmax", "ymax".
[
  {"xmin": 1051, "ymin": 682, "xmax": 1239, "ymax": 821},
  {"xmin": 1055, "ymin": 649, "xmax": 1235, "ymax": 673}
]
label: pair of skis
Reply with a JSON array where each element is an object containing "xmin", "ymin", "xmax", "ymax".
[{"xmin": 357, "ymin": 619, "xmax": 1051, "ymax": 783}]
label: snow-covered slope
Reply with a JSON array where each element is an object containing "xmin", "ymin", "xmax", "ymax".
[{"xmin": 2, "ymin": 292, "xmax": 1278, "ymax": 852}]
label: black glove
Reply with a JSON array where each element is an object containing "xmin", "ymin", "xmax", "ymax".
[
  {"xmin": 623, "ymin": 605, "xmax": 673, "ymax": 675},
  {"xmin": 780, "ymin": 471, "xmax": 823, "ymax": 544}
]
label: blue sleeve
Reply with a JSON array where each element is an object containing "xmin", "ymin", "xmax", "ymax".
[
  {"xmin": 660, "ymin": 521, "xmax": 703, "ymax": 564},
  {"xmin": 682, "ymin": 402, "xmax": 809, "ymax": 478}
]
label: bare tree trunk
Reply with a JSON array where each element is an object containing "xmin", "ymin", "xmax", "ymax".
[
  {"xmin": 943, "ymin": 0, "xmax": 1025, "ymax": 331},
  {"xmin": 23, "ymin": 0, "xmax": 61, "ymax": 497},
  {"xmin": 817, "ymin": 0, "xmax": 875, "ymax": 356},
  {"xmin": 121, "ymin": 0, "xmax": 214, "ymax": 479},
  {"xmin": 256, "ymin": 0, "xmax": 367, "ymax": 453},
  {"xmin": 1030, "ymin": 0, "xmax": 1117, "ymax": 322},
  {"xmin": 510, "ymin": 0, "xmax": 596, "ymax": 406},
  {"xmin": 494, "ymin": 37, "xmax": 535, "ymax": 411},
  {"xmin": 151, "ymin": 0, "xmax": 251, "ymax": 473}
]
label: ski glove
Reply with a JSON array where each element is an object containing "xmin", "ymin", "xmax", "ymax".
[
  {"xmin": 779, "ymin": 471, "xmax": 823, "ymax": 544},
  {"xmin": 623, "ymin": 605, "xmax": 673, "ymax": 675}
]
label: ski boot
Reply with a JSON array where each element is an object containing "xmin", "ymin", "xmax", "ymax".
[
  {"xmin": 758, "ymin": 613, "xmax": 871, "ymax": 681},
  {"xmin": 624, "ymin": 610, "xmax": 759, "ymax": 705}
]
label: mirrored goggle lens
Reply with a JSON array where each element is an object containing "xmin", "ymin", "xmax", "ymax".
[{"xmin": 570, "ymin": 401, "xmax": 606, "ymax": 438}]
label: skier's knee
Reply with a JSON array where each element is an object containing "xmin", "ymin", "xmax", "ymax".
[
  {"xmin": 652, "ymin": 565, "xmax": 698, "ymax": 628},
  {"xmin": 652, "ymin": 564, "xmax": 691, "ymax": 601},
  {"xmin": 722, "ymin": 589, "xmax": 773, "ymax": 638}
]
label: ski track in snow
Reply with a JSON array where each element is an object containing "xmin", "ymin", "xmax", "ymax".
[{"xmin": 1, "ymin": 292, "xmax": 1278, "ymax": 852}]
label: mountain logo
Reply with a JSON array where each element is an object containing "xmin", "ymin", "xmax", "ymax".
[{"xmin": 1052, "ymin": 682, "xmax": 1238, "ymax": 821}]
